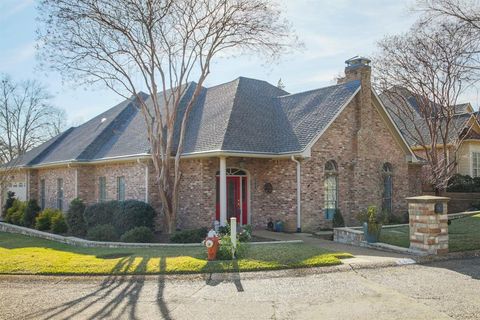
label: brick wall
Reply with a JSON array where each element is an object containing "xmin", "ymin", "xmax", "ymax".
[
  {"xmin": 299, "ymin": 91, "xmax": 415, "ymax": 230},
  {"xmin": 37, "ymin": 167, "xmax": 76, "ymax": 210},
  {"xmin": 93, "ymin": 162, "xmax": 147, "ymax": 204}
]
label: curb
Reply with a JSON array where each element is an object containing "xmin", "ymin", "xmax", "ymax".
[{"xmin": 0, "ymin": 260, "xmax": 414, "ymax": 282}]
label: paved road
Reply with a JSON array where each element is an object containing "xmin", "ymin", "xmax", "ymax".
[{"xmin": 0, "ymin": 258, "xmax": 479, "ymax": 320}]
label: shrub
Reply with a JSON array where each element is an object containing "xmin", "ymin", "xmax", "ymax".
[
  {"xmin": 35, "ymin": 209, "xmax": 60, "ymax": 231},
  {"xmin": 5, "ymin": 200, "xmax": 26, "ymax": 226},
  {"xmin": 66, "ymin": 198, "xmax": 87, "ymax": 236},
  {"xmin": 217, "ymin": 235, "xmax": 246, "ymax": 260},
  {"xmin": 115, "ymin": 200, "xmax": 155, "ymax": 235},
  {"xmin": 86, "ymin": 224, "xmax": 118, "ymax": 242},
  {"xmin": 471, "ymin": 201, "xmax": 480, "ymax": 210},
  {"xmin": 22, "ymin": 200, "xmax": 41, "ymax": 228},
  {"xmin": 83, "ymin": 200, "xmax": 155, "ymax": 236},
  {"xmin": 387, "ymin": 212, "xmax": 408, "ymax": 225},
  {"xmin": 447, "ymin": 174, "xmax": 480, "ymax": 192},
  {"xmin": 357, "ymin": 206, "xmax": 382, "ymax": 235},
  {"xmin": 170, "ymin": 227, "xmax": 208, "ymax": 243},
  {"xmin": 218, "ymin": 224, "xmax": 230, "ymax": 236},
  {"xmin": 238, "ymin": 225, "xmax": 253, "ymax": 242},
  {"xmin": 50, "ymin": 212, "xmax": 68, "ymax": 234},
  {"xmin": 83, "ymin": 201, "xmax": 123, "ymax": 229},
  {"xmin": 120, "ymin": 227, "xmax": 154, "ymax": 243},
  {"xmin": 332, "ymin": 209, "xmax": 345, "ymax": 228},
  {"xmin": 2, "ymin": 191, "xmax": 16, "ymax": 217}
]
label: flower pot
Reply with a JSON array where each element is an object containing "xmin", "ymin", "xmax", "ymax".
[{"xmin": 363, "ymin": 222, "xmax": 380, "ymax": 243}]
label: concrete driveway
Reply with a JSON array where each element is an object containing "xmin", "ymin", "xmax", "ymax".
[{"xmin": 0, "ymin": 258, "xmax": 479, "ymax": 320}]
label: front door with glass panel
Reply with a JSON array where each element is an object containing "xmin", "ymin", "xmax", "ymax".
[{"xmin": 215, "ymin": 169, "xmax": 248, "ymax": 225}]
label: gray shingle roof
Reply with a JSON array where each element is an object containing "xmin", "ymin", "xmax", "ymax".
[
  {"xmin": 380, "ymin": 89, "xmax": 476, "ymax": 146},
  {"xmin": 14, "ymin": 77, "xmax": 361, "ymax": 167}
]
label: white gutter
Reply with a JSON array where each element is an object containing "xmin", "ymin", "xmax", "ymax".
[
  {"xmin": 291, "ymin": 155, "xmax": 302, "ymax": 232},
  {"xmin": 181, "ymin": 150, "xmax": 305, "ymax": 159}
]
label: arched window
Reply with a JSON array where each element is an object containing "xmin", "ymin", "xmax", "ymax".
[
  {"xmin": 324, "ymin": 160, "xmax": 338, "ymax": 220},
  {"xmin": 382, "ymin": 163, "xmax": 393, "ymax": 216}
]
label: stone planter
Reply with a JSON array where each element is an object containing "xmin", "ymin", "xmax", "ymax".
[{"xmin": 363, "ymin": 222, "xmax": 381, "ymax": 243}]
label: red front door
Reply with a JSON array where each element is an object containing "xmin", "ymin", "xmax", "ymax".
[{"xmin": 216, "ymin": 176, "xmax": 248, "ymax": 225}]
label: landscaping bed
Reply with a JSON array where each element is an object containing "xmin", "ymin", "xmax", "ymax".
[
  {"xmin": 0, "ymin": 232, "xmax": 352, "ymax": 275},
  {"xmin": 380, "ymin": 214, "xmax": 480, "ymax": 252}
]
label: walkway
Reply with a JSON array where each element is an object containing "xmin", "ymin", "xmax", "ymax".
[{"xmin": 254, "ymin": 230, "xmax": 416, "ymax": 268}]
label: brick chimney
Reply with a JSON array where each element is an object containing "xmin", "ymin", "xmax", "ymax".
[{"xmin": 338, "ymin": 56, "xmax": 372, "ymax": 108}]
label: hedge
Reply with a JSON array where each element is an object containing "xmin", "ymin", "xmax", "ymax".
[
  {"xmin": 447, "ymin": 174, "xmax": 480, "ymax": 192},
  {"xmin": 83, "ymin": 200, "xmax": 155, "ymax": 236}
]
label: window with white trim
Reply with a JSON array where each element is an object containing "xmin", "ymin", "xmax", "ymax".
[
  {"xmin": 99, "ymin": 177, "xmax": 107, "ymax": 202},
  {"xmin": 117, "ymin": 176, "xmax": 125, "ymax": 201},
  {"xmin": 473, "ymin": 152, "xmax": 480, "ymax": 178},
  {"xmin": 382, "ymin": 163, "xmax": 393, "ymax": 216},
  {"xmin": 57, "ymin": 178, "xmax": 64, "ymax": 211},
  {"xmin": 324, "ymin": 160, "xmax": 338, "ymax": 220},
  {"xmin": 40, "ymin": 179, "xmax": 46, "ymax": 210}
]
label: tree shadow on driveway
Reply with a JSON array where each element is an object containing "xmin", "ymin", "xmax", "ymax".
[
  {"xmin": 205, "ymin": 259, "xmax": 244, "ymax": 292},
  {"xmin": 22, "ymin": 255, "xmax": 172, "ymax": 320}
]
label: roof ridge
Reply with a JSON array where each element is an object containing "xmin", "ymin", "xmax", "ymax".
[
  {"xmin": 277, "ymin": 79, "xmax": 360, "ymax": 98},
  {"xmin": 219, "ymin": 78, "xmax": 242, "ymax": 150}
]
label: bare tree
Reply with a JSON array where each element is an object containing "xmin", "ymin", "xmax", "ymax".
[
  {"xmin": 0, "ymin": 75, "xmax": 65, "ymax": 216},
  {"xmin": 419, "ymin": 0, "xmax": 480, "ymax": 29},
  {"xmin": 0, "ymin": 75, "xmax": 65, "ymax": 163},
  {"xmin": 417, "ymin": 0, "xmax": 480, "ymax": 69},
  {"xmin": 375, "ymin": 21, "xmax": 479, "ymax": 193},
  {"xmin": 37, "ymin": 0, "xmax": 296, "ymax": 233}
]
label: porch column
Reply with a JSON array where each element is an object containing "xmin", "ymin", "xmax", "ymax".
[
  {"xmin": 291, "ymin": 156, "xmax": 302, "ymax": 232},
  {"xmin": 219, "ymin": 156, "xmax": 227, "ymax": 226}
]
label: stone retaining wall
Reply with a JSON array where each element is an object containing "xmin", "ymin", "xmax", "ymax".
[
  {"xmin": 0, "ymin": 222, "xmax": 202, "ymax": 248},
  {"xmin": 333, "ymin": 224, "xmax": 426, "ymax": 256},
  {"xmin": 0, "ymin": 222, "xmax": 301, "ymax": 248},
  {"xmin": 333, "ymin": 227, "xmax": 365, "ymax": 245}
]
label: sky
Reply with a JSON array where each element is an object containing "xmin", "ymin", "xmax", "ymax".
[{"xmin": 2, "ymin": 0, "xmax": 469, "ymax": 125}]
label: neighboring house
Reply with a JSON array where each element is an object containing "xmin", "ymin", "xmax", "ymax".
[
  {"xmin": 0, "ymin": 58, "xmax": 422, "ymax": 231},
  {"xmin": 382, "ymin": 90, "xmax": 480, "ymax": 180}
]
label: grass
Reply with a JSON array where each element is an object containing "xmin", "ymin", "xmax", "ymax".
[
  {"xmin": 380, "ymin": 214, "xmax": 480, "ymax": 252},
  {"xmin": 0, "ymin": 232, "xmax": 352, "ymax": 275}
]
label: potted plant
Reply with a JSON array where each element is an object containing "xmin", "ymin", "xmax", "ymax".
[{"xmin": 357, "ymin": 206, "xmax": 383, "ymax": 243}]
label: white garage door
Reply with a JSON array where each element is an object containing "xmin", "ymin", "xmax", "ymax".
[{"xmin": 6, "ymin": 181, "xmax": 27, "ymax": 201}]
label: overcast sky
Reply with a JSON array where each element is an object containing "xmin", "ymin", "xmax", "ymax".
[{"xmin": 4, "ymin": 0, "xmax": 475, "ymax": 126}]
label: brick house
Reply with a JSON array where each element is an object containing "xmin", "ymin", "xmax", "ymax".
[{"xmin": 1, "ymin": 58, "xmax": 422, "ymax": 232}]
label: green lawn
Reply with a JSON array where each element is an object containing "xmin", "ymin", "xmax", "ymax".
[
  {"xmin": 380, "ymin": 214, "xmax": 480, "ymax": 252},
  {"xmin": 0, "ymin": 232, "xmax": 352, "ymax": 275}
]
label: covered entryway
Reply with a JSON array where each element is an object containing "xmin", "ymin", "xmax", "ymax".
[{"xmin": 216, "ymin": 168, "xmax": 248, "ymax": 225}]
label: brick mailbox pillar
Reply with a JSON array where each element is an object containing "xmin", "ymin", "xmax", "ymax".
[{"xmin": 406, "ymin": 195, "xmax": 449, "ymax": 255}]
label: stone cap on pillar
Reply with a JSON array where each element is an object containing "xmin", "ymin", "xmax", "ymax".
[{"xmin": 406, "ymin": 195, "xmax": 450, "ymax": 203}]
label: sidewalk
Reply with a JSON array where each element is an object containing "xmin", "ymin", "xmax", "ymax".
[{"xmin": 254, "ymin": 230, "xmax": 417, "ymax": 269}]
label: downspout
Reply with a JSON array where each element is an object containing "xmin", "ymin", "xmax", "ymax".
[{"xmin": 291, "ymin": 156, "xmax": 302, "ymax": 233}]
